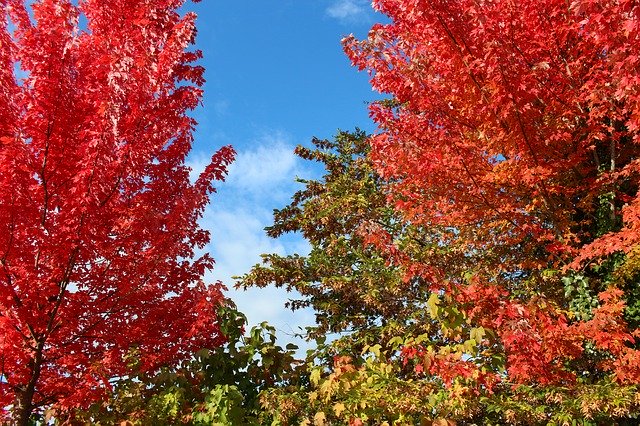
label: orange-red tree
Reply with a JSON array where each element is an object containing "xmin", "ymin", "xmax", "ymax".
[
  {"xmin": 0, "ymin": 0, "xmax": 234, "ymax": 423},
  {"xmin": 343, "ymin": 0, "xmax": 640, "ymax": 398},
  {"xmin": 243, "ymin": 131, "xmax": 640, "ymax": 423}
]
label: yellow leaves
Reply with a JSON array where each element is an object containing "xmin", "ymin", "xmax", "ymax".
[
  {"xmin": 313, "ymin": 411, "xmax": 326, "ymax": 426},
  {"xmin": 362, "ymin": 343, "xmax": 382, "ymax": 358},
  {"xmin": 469, "ymin": 326, "xmax": 485, "ymax": 343},
  {"xmin": 454, "ymin": 326, "xmax": 486, "ymax": 354},
  {"xmin": 333, "ymin": 402, "xmax": 346, "ymax": 417},
  {"xmin": 427, "ymin": 292, "xmax": 440, "ymax": 319},
  {"xmin": 340, "ymin": 378, "xmax": 354, "ymax": 392},
  {"xmin": 462, "ymin": 339, "xmax": 477, "ymax": 353},
  {"xmin": 310, "ymin": 368, "xmax": 322, "ymax": 387},
  {"xmin": 388, "ymin": 336, "xmax": 404, "ymax": 349},
  {"xmin": 319, "ymin": 379, "xmax": 336, "ymax": 401}
]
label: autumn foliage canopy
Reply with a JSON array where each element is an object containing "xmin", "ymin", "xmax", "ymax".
[
  {"xmin": 0, "ymin": 0, "xmax": 233, "ymax": 421},
  {"xmin": 341, "ymin": 0, "xmax": 640, "ymax": 403},
  {"xmin": 3, "ymin": 0, "xmax": 640, "ymax": 424},
  {"xmin": 242, "ymin": 0, "xmax": 640, "ymax": 424}
]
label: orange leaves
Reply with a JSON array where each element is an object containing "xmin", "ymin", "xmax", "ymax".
[
  {"xmin": 348, "ymin": 0, "xmax": 640, "ymax": 261},
  {"xmin": 576, "ymin": 288, "xmax": 640, "ymax": 382},
  {"xmin": 342, "ymin": 0, "xmax": 640, "ymax": 411}
]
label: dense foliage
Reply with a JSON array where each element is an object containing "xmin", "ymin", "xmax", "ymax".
[
  {"xmin": 64, "ymin": 303, "xmax": 300, "ymax": 425},
  {"xmin": 242, "ymin": 126, "xmax": 640, "ymax": 424},
  {"xmin": 239, "ymin": 130, "xmax": 416, "ymax": 346},
  {"xmin": 0, "ymin": 0, "xmax": 233, "ymax": 422},
  {"xmin": 4, "ymin": 0, "xmax": 640, "ymax": 424},
  {"xmin": 242, "ymin": 0, "xmax": 640, "ymax": 423},
  {"xmin": 341, "ymin": 0, "xmax": 640, "ymax": 398}
]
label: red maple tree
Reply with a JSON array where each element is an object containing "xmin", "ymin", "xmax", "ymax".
[
  {"xmin": 345, "ymin": 0, "xmax": 640, "ymax": 389},
  {"xmin": 0, "ymin": 0, "xmax": 234, "ymax": 422}
]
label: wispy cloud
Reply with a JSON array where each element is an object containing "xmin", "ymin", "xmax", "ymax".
[
  {"xmin": 225, "ymin": 132, "xmax": 299, "ymax": 196},
  {"xmin": 326, "ymin": 0, "xmax": 371, "ymax": 23},
  {"xmin": 188, "ymin": 131, "xmax": 300, "ymax": 195},
  {"xmin": 212, "ymin": 99, "xmax": 229, "ymax": 116},
  {"xmin": 195, "ymin": 131, "xmax": 316, "ymax": 348}
]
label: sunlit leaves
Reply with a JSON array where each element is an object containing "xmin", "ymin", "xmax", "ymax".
[
  {"xmin": 343, "ymin": 0, "xmax": 640, "ymax": 401},
  {"xmin": 0, "ymin": 0, "xmax": 233, "ymax": 421},
  {"xmin": 246, "ymin": 0, "xmax": 640, "ymax": 422}
]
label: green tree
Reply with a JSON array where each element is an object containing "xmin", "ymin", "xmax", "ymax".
[
  {"xmin": 239, "ymin": 129, "xmax": 435, "ymax": 347},
  {"xmin": 240, "ymin": 130, "xmax": 640, "ymax": 425}
]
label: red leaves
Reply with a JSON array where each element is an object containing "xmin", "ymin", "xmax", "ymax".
[
  {"xmin": 578, "ymin": 288, "xmax": 640, "ymax": 383},
  {"xmin": 348, "ymin": 0, "xmax": 640, "ymax": 250},
  {"xmin": 0, "ymin": 0, "xmax": 232, "ymax": 420},
  {"xmin": 345, "ymin": 0, "xmax": 640, "ymax": 397}
]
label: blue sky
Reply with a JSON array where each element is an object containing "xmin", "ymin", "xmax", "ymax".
[{"xmin": 183, "ymin": 1, "xmax": 383, "ymax": 345}]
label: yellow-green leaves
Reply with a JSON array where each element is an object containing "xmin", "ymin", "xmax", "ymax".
[{"xmin": 428, "ymin": 293, "xmax": 440, "ymax": 319}]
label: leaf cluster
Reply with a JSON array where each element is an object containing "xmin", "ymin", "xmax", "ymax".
[
  {"xmin": 63, "ymin": 301, "xmax": 300, "ymax": 425},
  {"xmin": 240, "ymin": 128, "xmax": 640, "ymax": 424}
]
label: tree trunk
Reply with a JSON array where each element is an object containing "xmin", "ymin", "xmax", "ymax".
[{"xmin": 12, "ymin": 341, "xmax": 44, "ymax": 426}]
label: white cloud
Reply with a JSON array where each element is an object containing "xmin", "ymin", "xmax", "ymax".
[
  {"xmin": 186, "ymin": 131, "xmax": 298, "ymax": 193},
  {"xmin": 196, "ymin": 131, "xmax": 317, "ymax": 351},
  {"xmin": 225, "ymin": 132, "xmax": 299, "ymax": 195},
  {"xmin": 207, "ymin": 208, "xmax": 285, "ymax": 282},
  {"xmin": 204, "ymin": 204, "xmax": 315, "ymax": 354},
  {"xmin": 326, "ymin": 0, "xmax": 370, "ymax": 23}
]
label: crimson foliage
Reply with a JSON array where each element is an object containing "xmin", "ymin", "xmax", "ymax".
[{"xmin": 0, "ymin": 0, "xmax": 233, "ymax": 422}]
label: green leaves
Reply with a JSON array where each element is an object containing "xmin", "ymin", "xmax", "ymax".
[
  {"xmin": 238, "ymin": 130, "xmax": 422, "ymax": 344},
  {"xmin": 68, "ymin": 303, "xmax": 301, "ymax": 425},
  {"xmin": 192, "ymin": 385, "xmax": 245, "ymax": 426},
  {"xmin": 562, "ymin": 274, "xmax": 598, "ymax": 320}
]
